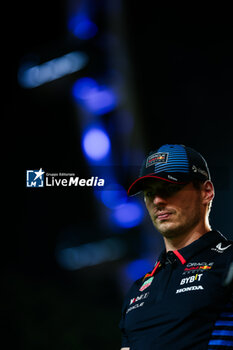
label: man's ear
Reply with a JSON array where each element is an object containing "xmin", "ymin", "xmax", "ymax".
[{"xmin": 202, "ymin": 180, "xmax": 215, "ymax": 205}]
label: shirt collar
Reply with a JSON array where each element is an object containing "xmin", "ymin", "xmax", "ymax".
[{"xmin": 159, "ymin": 230, "xmax": 228, "ymax": 265}]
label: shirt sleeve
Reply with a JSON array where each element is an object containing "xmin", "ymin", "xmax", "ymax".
[
  {"xmin": 222, "ymin": 246, "xmax": 233, "ymax": 288},
  {"xmin": 207, "ymin": 293, "xmax": 233, "ymax": 349},
  {"xmin": 207, "ymin": 247, "xmax": 233, "ymax": 349},
  {"xmin": 119, "ymin": 296, "xmax": 130, "ymax": 348},
  {"xmin": 118, "ymin": 280, "xmax": 141, "ymax": 348}
]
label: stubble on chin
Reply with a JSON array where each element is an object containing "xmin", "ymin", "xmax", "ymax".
[
  {"xmin": 150, "ymin": 212, "xmax": 178, "ymax": 237},
  {"xmin": 153, "ymin": 220, "xmax": 182, "ymax": 238},
  {"xmin": 152, "ymin": 209, "xmax": 201, "ymax": 239}
]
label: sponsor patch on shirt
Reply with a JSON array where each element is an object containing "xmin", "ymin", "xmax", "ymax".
[
  {"xmin": 139, "ymin": 277, "xmax": 154, "ymax": 291},
  {"xmin": 176, "ymin": 285, "xmax": 204, "ymax": 294},
  {"xmin": 126, "ymin": 302, "xmax": 145, "ymax": 314},
  {"xmin": 130, "ymin": 292, "xmax": 149, "ymax": 305},
  {"xmin": 211, "ymin": 242, "xmax": 232, "ymax": 254}
]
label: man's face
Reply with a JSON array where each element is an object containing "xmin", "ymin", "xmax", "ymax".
[{"xmin": 143, "ymin": 180, "xmax": 203, "ymax": 239}]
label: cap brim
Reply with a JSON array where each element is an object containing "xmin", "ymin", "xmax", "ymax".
[{"xmin": 127, "ymin": 175, "xmax": 187, "ymax": 196}]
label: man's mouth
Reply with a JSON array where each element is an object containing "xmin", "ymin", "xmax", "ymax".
[{"xmin": 156, "ymin": 211, "xmax": 173, "ymax": 220}]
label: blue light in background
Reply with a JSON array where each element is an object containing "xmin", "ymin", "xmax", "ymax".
[
  {"xmin": 85, "ymin": 88, "xmax": 117, "ymax": 115},
  {"xmin": 111, "ymin": 200, "xmax": 144, "ymax": 228},
  {"xmin": 72, "ymin": 77, "xmax": 117, "ymax": 115},
  {"xmin": 18, "ymin": 51, "xmax": 88, "ymax": 88},
  {"xmin": 56, "ymin": 238, "xmax": 126, "ymax": 270},
  {"xmin": 82, "ymin": 126, "xmax": 111, "ymax": 161},
  {"xmin": 125, "ymin": 259, "xmax": 153, "ymax": 281},
  {"xmin": 68, "ymin": 13, "xmax": 98, "ymax": 40},
  {"xmin": 100, "ymin": 183, "xmax": 128, "ymax": 209},
  {"xmin": 72, "ymin": 77, "xmax": 98, "ymax": 100}
]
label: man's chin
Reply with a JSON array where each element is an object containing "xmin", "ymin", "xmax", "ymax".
[{"xmin": 155, "ymin": 221, "xmax": 181, "ymax": 238}]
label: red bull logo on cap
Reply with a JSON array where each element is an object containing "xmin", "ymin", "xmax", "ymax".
[{"xmin": 146, "ymin": 152, "xmax": 168, "ymax": 168}]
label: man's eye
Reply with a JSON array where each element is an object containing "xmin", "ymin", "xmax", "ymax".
[{"xmin": 145, "ymin": 191, "xmax": 154, "ymax": 198}]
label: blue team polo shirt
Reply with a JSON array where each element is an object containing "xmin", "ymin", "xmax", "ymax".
[{"xmin": 119, "ymin": 231, "xmax": 233, "ymax": 350}]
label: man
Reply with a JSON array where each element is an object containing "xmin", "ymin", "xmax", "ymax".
[{"xmin": 119, "ymin": 144, "xmax": 233, "ymax": 350}]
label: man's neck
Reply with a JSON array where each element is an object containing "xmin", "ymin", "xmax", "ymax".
[{"xmin": 163, "ymin": 222, "xmax": 211, "ymax": 252}]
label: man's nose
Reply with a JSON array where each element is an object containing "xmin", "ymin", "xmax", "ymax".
[{"xmin": 153, "ymin": 194, "xmax": 167, "ymax": 206}]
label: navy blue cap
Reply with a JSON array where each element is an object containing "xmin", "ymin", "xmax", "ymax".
[{"xmin": 128, "ymin": 144, "xmax": 210, "ymax": 196}]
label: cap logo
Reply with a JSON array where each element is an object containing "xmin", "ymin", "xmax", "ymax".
[
  {"xmin": 168, "ymin": 175, "xmax": 178, "ymax": 181},
  {"xmin": 192, "ymin": 165, "xmax": 208, "ymax": 178},
  {"xmin": 146, "ymin": 152, "xmax": 168, "ymax": 168}
]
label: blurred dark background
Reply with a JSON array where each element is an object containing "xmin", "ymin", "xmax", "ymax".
[{"xmin": 5, "ymin": 2, "xmax": 233, "ymax": 349}]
